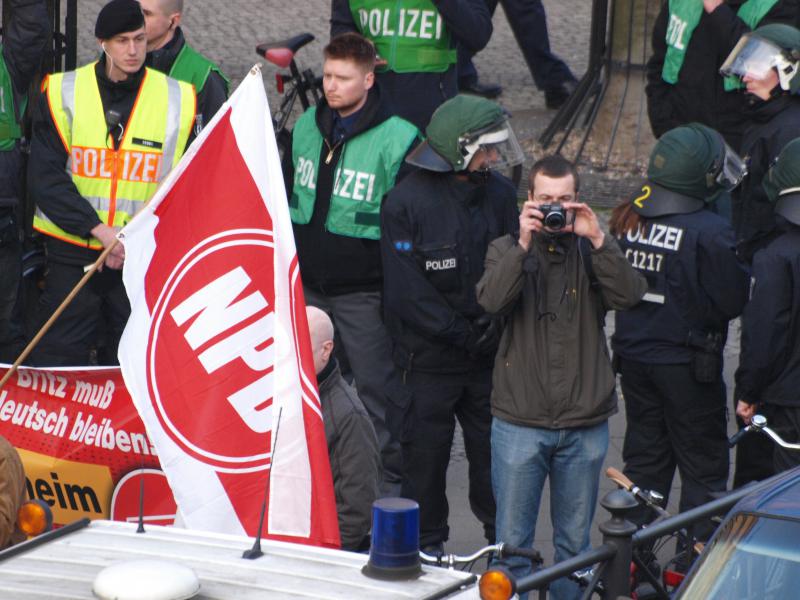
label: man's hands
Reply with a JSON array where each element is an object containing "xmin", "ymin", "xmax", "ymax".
[
  {"xmin": 736, "ymin": 400, "xmax": 757, "ymax": 425},
  {"xmin": 518, "ymin": 200, "xmax": 545, "ymax": 251},
  {"xmin": 90, "ymin": 223, "xmax": 125, "ymax": 270},
  {"xmin": 562, "ymin": 202, "xmax": 605, "ymax": 249},
  {"xmin": 518, "ymin": 200, "xmax": 605, "ymax": 251}
]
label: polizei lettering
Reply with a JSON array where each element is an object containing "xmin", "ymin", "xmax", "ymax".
[
  {"xmin": 333, "ymin": 168, "xmax": 376, "ymax": 201},
  {"xmin": 625, "ymin": 223, "xmax": 684, "ymax": 251},
  {"xmin": 170, "ymin": 266, "xmax": 275, "ymax": 434},
  {"xmin": 425, "ymin": 257, "xmax": 456, "ymax": 271},
  {"xmin": 358, "ymin": 8, "xmax": 444, "ymax": 40}
]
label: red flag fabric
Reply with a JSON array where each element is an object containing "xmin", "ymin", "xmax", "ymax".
[{"xmin": 118, "ymin": 67, "xmax": 340, "ymax": 548}]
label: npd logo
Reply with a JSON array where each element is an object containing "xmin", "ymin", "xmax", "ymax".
[{"xmin": 146, "ymin": 229, "xmax": 277, "ymax": 473}]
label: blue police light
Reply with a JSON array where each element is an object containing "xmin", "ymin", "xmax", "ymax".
[{"xmin": 362, "ymin": 497, "xmax": 422, "ymax": 580}]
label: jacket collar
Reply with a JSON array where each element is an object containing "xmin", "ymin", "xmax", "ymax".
[{"xmin": 146, "ymin": 27, "xmax": 185, "ymax": 74}]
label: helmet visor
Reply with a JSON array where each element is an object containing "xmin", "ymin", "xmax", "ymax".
[
  {"xmin": 716, "ymin": 140, "xmax": 748, "ymax": 191},
  {"xmin": 460, "ymin": 119, "xmax": 525, "ymax": 171},
  {"xmin": 720, "ymin": 34, "xmax": 782, "ymax": 80}
]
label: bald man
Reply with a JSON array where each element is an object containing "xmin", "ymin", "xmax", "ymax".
[
  {"xmin": 307, "ymin": 306, "xmax": 380, "ymax": 551},
  {"xmin": 0, "ymin": 435, "xmax": 26, "ymax": 549},
  {"xmin": 139, "ymin": 0, "xmax": 228, "ymax": 132}
]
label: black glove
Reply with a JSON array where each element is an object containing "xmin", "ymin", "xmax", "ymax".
[{"xmin": 466, "ymin": 314, "xmax": 504, "ymax": 358}]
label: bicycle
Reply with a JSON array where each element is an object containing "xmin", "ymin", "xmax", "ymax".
[
  {"xmin": 419, "ymin": 542, "xmax": 543, "ymax": 572},
  {"xmin": 728, "ymin": 413, "xmax": 800, "ymax": 452},
  {"xmin": 255, "ymin": 32, "xmax": 323, "ymax": 160}
]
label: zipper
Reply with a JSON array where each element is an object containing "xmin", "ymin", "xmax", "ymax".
[{"xmin": 324, "ymin": 138, "xmax": 343, "ymax": 164}]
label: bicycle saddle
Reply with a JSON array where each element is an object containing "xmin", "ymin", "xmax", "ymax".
[{"xmin": 256, "ymin": 33, "xmax": 315, "ymax": 69}]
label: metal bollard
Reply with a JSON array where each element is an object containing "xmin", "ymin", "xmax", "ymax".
[{"xmin": 598, "ymin": 489, "xmax": 638, "ymax": 599}]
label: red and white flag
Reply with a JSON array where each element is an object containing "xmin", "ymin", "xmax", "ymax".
[{"xmin": 118, "ymin": 67, "xmax": 340, "ymax": 548}]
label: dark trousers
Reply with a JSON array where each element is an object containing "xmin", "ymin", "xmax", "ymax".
[
  {"xmin": 619, "ymin": 358, "xmax": 729, "ymax": 541},
  {"xmin": 304, "ymin": 288, "xmax": 403, "ymax": 497},
  {"xmin": 29, "ymin": 261, "xmax": 130, "ymax": 366},
  {"xmin": 400, "ymin": 368, "xmax": 496, "ymax": 547},
  {"xmin": 0, "ymin": 218, "xmax": 23, "ymax": 363},
  {"xmin": 457, "ymin": 0, "xmax": 575, "ymax": 91}
]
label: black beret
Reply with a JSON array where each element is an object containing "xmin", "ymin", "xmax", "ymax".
[{"xmin": 95, "ymin": 0, "xmax": 145, "ymax": 39}]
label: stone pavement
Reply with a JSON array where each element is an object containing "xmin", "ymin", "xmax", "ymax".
[{"xmin": 70, "ymin": 0, "xmax": 741, "ymax": 575}]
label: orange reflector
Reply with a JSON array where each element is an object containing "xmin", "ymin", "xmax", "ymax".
[
  {"xmin": 479, "ymin": 569, "xmax": 515, "ymax": 600},
  {"xmin": 17, "ymin": 499, "xmax": 53, "ymax": 537}
]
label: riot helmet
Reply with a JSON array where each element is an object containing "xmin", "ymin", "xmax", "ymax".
[
  {"xmin": 720, "ymin": 24, "xmax": 800, "ymax": 94},
  {"xmin": 406, "ymin": 95, "xmax": 525, "ymax": 172},
  {"xmin": 632, "ymin": 123, "xmax": 747, "ymax": 217},
  {"xmin": 763, "ymin": 137, "xmax": 800, "ymax": 226}
]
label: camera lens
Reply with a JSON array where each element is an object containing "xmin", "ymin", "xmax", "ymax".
[{"xmin": 544, "ymin": 211, "xmax": 566, "ymax": 229}]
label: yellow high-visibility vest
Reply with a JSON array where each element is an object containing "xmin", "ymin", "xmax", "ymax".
[{"xmin": 34, "ymin": 63, "xmax": 195, "ymax": 249}]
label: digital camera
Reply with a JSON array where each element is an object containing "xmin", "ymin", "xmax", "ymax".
[{"xmin": 539, "ymin": 204, "xmax": 567, "ymax": 230}]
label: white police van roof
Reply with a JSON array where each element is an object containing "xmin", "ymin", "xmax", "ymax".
[{"xmin": 0, "ymin": 520, "xmax": 478, "ymax": 599}]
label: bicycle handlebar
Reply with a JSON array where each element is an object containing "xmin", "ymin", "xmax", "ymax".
[
  {"xmin": 419, "ymin": 542, "xmax": 542, "ymax": 569},
  {"xmin": 729, "ymin": 414, "xmax": 800, "ymax": 451}
]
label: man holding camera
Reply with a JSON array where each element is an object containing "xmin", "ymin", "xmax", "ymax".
[
  {"xmin": 380, "ymin": 95, "xmax": 521, "ymax": 553},
  {"xmin": 476, "ymin": 155, "xmax": 645, "ymax": 600}
]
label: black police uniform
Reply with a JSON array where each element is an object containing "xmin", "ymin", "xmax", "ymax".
[
  {"xmin": 0, "ymin": 0, "xmax": 49, "ymax": 362},
  {"xmin": 613, "ymin": 206, "xmax": 749, "ymax": 539},
  {"xmin": 736, "ymin": 225, "xmax": 800, "ymax": 473},
  {"xmin": 380, "ymin": 168, "xmax": 518, "ymax": 547},
  {"xmin": 735, "ymin": 95, "xmax": 800, "ymax": 261}
]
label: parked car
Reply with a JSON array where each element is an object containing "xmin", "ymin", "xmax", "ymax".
[{"xmin": 676, "ymin": 465, "xmax": 800, "ymax": 600}]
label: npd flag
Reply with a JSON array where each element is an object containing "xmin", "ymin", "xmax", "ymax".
[{"xmin": 118, "ymin": 67, "xmax": 340, "ymax": 548}]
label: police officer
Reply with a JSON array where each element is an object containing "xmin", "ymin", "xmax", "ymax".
[
  {"xmin": 380, "ymin": 95, "xmax": 522, "ymax": 552},
  {"xmin": 647, "ymin": 0, "xmax": 797, "ymax": 151},
  {"xmin": 0, "ymin": 0, "xmax": 49, "ymax": 362},
  {"xmin": 27, "ymin": 0, "xmax": 195, "ymax": 366},
  {"xmin": 139, "ymin": 0, "xmax": 229, "ymax": 132},
  {"xmin": 720, "ymin": 23, "xmax": 800, "ymax": 483},
  {"xmin": 721, "ymin": 23, "xmax": 800, "ymax": 260},
  {"xmin": 736, "ymin": 137, "xmax": 800, "ymax": 474},
  {"xmin": 285, "ymin": 33, "xmax": 419, "ymax": 496},
  {"xmin": 610, "ymin": 123, "xmax": 750, "ymax": 541},
  {"xmin": 331, "ymin": 0, "xmax": 493, "ymax": 129}
]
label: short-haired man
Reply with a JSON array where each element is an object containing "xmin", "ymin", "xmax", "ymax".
[
  {"xmin": 285, "ymin": 33, "xmax": 419, "ymax": 496},
  {"xmin": 27, "ymin": 0, "xmax": 195, "ymax": 366},
  {"xmin": 477, "ymin": 155, "xmax": 646, "ymax": 600},
  {"xmin": 138, "ymin": 0, "xmax": 229, "ymax": 132},
  {"xmin": 307, "ymin": 305, "xmax": 380, "ymax": 551}
]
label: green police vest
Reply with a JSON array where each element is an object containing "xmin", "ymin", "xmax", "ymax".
[
  {"xmin": 290, "ymin": 107, "xmax": 419, "ymax": 239},
  {"xmin": 349, "ymin": 0, "xmax": 456, "ymax": 73},
  {"xmin": 0, "ymin": 50, "xmax": 24, "ymax": 152},
  {"xmin": 169, "ymin": 42, "xmax": 230, "ymax": 96},
  {"xmin": 662, "ymin": 0, "xmax": 779, "ymax": 85}
]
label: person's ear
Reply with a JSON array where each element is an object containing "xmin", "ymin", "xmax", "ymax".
[
  {"xmin": 364, "ymin": 70, "xmax": 375, "ymax": 90},
  {"xmin": 322, "ymin": 339, "xmax": 334, "ymax": 362}
]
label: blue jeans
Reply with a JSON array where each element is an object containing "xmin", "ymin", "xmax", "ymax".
[{"xmin": 492, "ymin": 417, "xmax": 609, "ymax": 600}]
